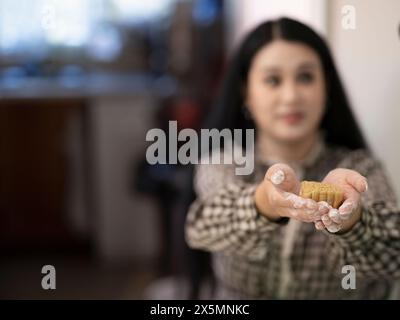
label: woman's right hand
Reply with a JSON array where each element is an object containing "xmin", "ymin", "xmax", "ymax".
[{"xmin": 255, "ymin": 163, "xmax": 328, "ymax": 223}]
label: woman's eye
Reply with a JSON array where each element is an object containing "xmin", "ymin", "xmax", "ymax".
[
  {"xmin": 264, "ymin": 76, "xmax": 281, "ymax": 87},
  {"xmin": 297, "ymin": 72, "xmax": 314, "ymax": 84}
]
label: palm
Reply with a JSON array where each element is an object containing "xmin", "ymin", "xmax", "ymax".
[
  {"xmin": 322, "ymin": 168, "xmax": 361, "ymax": 201},
  {"xmin": 317, "ymin": 168, "xmax": 367, "ymax": 233}
]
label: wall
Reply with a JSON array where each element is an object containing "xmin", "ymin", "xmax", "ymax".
[
  {"xmin": 225, "ymin": 0, "xmax": 327, "ymax": 53},
  {"xmin": 327, "ymin": 0, "xmax": 400, "ymax": 200}
]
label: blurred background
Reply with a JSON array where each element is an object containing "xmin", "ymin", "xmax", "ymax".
[{"xmin": 0, "ymin": 0, "xmax": 399, "ymax": 299}]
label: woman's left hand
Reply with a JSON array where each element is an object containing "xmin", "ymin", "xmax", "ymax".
[{"xmin": 314, "ymin": 168, "xmax": 368, "ymax": 233}]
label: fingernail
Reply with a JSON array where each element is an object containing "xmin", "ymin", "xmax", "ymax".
[
  {"xmin": 327, "ymin": 224, "xmax": 341, "ymax": 233},
  {"xmin": 322, "ymin": 215, "xmax": 332, "ymax": 225},
  {"xmin": 319, "ymin": 201, "xmax": 330, "ymax": 208},
  {"xmin": 329, "ymin": 209, "xmax": 340, "ymax": 220},
  {"xmin": 318, "ymin": 202, "xmax": 330, "ymax": 213},
  {"xmin": 365, "ymin": 181, "xmax": 368, "ymax": 192},
  {"xmin": 271, "ymin": 169, "xmax": 285, "ymax": 185}
]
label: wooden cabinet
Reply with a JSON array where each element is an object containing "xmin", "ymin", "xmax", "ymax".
[{"xmin": 0, "ymin": 99, "xmax": 89, "ymax": 252}]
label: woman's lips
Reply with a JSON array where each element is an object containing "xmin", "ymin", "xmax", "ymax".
[{"xmin": 279, "ymin": 112, "xmax": 305, "ymax": 125}]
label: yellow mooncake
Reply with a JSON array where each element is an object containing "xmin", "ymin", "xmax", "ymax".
[{"xmin": 300, "ymin": 181, "xmax": 344, "ymax": 209}]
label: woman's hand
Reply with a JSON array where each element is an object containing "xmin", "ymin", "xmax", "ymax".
[
  {"xmin": 314, "ymin": 168, "xmax": 368, "ymax": 233},
  {"xmin": 255, "ymin": 163, "xmax": 322, "ymax": 223}
]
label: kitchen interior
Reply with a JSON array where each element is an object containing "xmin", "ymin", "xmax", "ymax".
[
  {"xmin": 1, "ymin": 0, "xmax": 400, "ymax": 299},
  {"xmin": 0, "ymin": 0, "xmax": 225, "ymax": 299}
]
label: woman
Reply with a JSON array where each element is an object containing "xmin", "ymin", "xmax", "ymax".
[{"xmin": 184, "ymin": 17, "xmax": 400, "ymax": 299}]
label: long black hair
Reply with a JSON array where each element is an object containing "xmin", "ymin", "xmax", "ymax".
[{"xmin": 204, "ymin": 17, "xmax": 368, "ymax": 150}]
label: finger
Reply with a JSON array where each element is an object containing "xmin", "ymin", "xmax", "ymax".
[
  {"xmin": 289, "ymin": 208, "xmax": 317, "ymax": 223},
  {"xmin": 318, "ymin": 201, "xmax": 330, "ymax": 215},
  {"xmin": 265, "ymin": 163, "xmax": 301, "ymax": 194},
  {"xmin": 321, "ymin": 214, "xmax": 332, "ymax": 226},
  {"xmin": 283, "ymin": 192, "xmax": 320, "ymax": 220},
  {"xmin": 288, "ymin": 196, "xmax": 318, "ymax": 210},
  {"xmin": 326, "ymin": 223, "xmax": 342, "ymax": 233},
  {"xmin": 315, "ymin": 221, "xmax": 325, "ymax": 230},
  {"xmin": 320, "ymin": 211, "xmax": 342, "ymax": 233},
  {"xmin": 345, "ymin": 172, "xmax": 368, "ymax": 193},
  {"xmin": 290, "ymin": 194, "xmax": 308, "ymax": 209},
  {"xmin": 338, "ymin": 199, "xmax": 357, "ymax": 220},
  {"xmin": 281, "ymin": 191, "xmax": 318, "ymax": 210},
  {"xmin": 312, "ymin": 210, "xmax": 322, "ymax": 221},
  {"xmin": 305, "ymin": 198, "xmax": 318, "ymax": 211},
  {"xmin": 328, "ymin": 208, "xmax": 341, "ymax": 224},
  {"xmin": 312, "ymin": 201, "xmax": 330, "ymax": 221},
  {"xmin": 281, "ymin": 192, "xmax": 302, "ymax": 208}
]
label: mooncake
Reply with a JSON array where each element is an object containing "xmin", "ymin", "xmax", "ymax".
[{"xmin": 300, "ymin": 181, "xmax": 344, "ymax": 209}]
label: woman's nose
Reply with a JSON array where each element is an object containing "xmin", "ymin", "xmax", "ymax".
[{"xmin": 280, "ymin": 81, "xmax": 300, "ymax": 104}]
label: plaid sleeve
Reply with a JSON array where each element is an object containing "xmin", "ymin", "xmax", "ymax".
[
  {"xmin": 328, "ymin": 150, "xmax": 400, "ymax": 278},
  {"xmin": 185, "ymin": 162, "xmax": 286, "ymax": 260}
]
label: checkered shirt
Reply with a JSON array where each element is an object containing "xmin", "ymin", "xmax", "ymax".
[{"xmin": 185, "ymin": 144, "xmax": 400, "ymax": 299}]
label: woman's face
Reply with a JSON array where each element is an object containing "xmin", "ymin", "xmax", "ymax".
[{"xmin": 245, "ymin": 40, "xmax": 326, "ymax": 144}]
